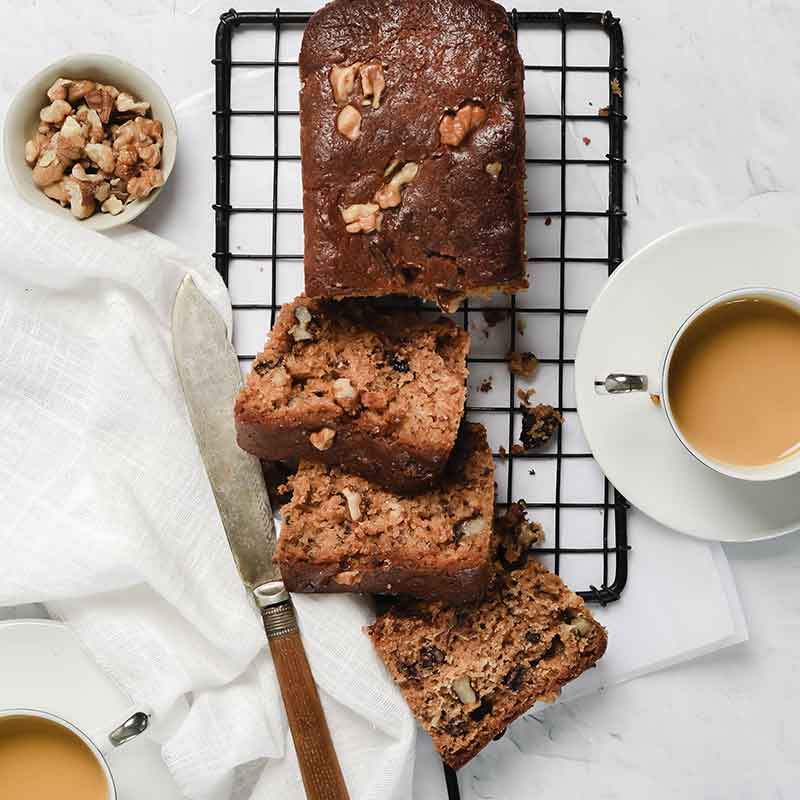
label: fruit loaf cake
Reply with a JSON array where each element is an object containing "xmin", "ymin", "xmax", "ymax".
[
  {"xmin": 368, "ymin": 505, "xmax": 608, "ymax": 769},
  {"xmin": 298, "ymin": 0, "xmax": 528, "ymax": 310},
  {"xmin": 234, "ymin": 296, "xmax": 469, "ymax": 493},
  {"xmin": 276, "ymin": 423, "xmax": 495, "ymax": 604}
]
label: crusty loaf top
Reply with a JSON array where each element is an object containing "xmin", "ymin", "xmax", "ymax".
[
  {"xmin": 299, "ymin": 0, "xmax": 527, "ymax": 304},
  {"xmin": 300, "ymin": 0, "xmax": 522, "ymax": 189}
]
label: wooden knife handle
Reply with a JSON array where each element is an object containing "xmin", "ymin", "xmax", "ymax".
[{"xmin": 262, "ymin": 598, "xmax": 350, "ymax": 800}]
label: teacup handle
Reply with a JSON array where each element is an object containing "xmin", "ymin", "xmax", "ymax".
[
  {"xmin": 89, "ymin": 705, "xmax": 151, "ymax": 757},
  {"xmin": 594, "ymin": 373, "xmax": 649, "ymax": 395}
]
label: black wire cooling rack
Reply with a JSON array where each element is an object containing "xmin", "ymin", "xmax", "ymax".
[{"xmin": 213, "ymin": 8, "xmax": 629, "ymax": 795}]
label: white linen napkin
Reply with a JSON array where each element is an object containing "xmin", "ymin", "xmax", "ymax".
[{"xmin": 0, "ymin": 191, "xmax": 415, "ymax": 800}]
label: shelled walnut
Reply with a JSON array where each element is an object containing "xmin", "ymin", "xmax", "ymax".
[
  {"xmin": 341, "ymin": 488, "xmax": 362, "ymax": 521},
  {"xmin": 439, "ymin": 102, "xmax": 487, "ymax": 146},
  {"xmin": 309, "ymin": 428, "xmax": 336, "ymax": 451},
  {"xmin": 330, "ymin": 63, "xmax": 361, "ymax": 104},
  {"xmin": 359, "ymin": 63, "xmax": 385, "ymax": 108},
  {"xmin": 344, "ymin": 161, "xmax": 419, "ymax": 234},
  {"xmin": 330, "ymin": 61, "xmax": 386, "ymax": 109},
  {"xmin": 336, "ymin": 105, "xmax": 362, "ymax": 140},
  {"xmin": 24, "ymin": 76, "xmax": 166, "ymax": 220},
  {"xmin": 341, "ymin": 203, "xmax": 382, "ymax": 234},
  {"xmin": 374, "ymin": 161, "xmax": 418, "ymax": 209}
]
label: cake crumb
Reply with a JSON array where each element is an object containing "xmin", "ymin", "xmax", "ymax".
[
  {"xmin": 264, "ymin": 460, "xmax": 296, "ymax": 508},
  {"xmin": 520, "ymin": 404, "xmax": 563, "ymax": 450},
  {"xmin": 649, "ymin": 393, "xmax": 661, "ymax": 407},
  {"xmin": 478, "ymin": 377, "xmax": 493, "ymax": 393},
  {"xmin": 510, "ymin": 444, "xmax": 524, "ymax": 456},
  {"xmin": 516, "ymin": 319, "xmax": 526, "ymax": 336},
  {"xmin": 497, "ymin": 445, "xmax": 508, "ymax": 460},
  {"xmin": 509, "ymin": 352, "xmax": 539, "ymax": 380},
  {"xmin": 495, "ymin": 501, "xmax": 545, "ymax": 567},
  {"xmin": 598, "ymin": 105, "xmax": 610, "ymax": 117},
  {"xmin": 482, "ymin": 308, "xmax": 508, "ymax": 327},
  {"xmin": 517, "ymin": 387, "xmax": 536, "ymax": 407},
  {"xmin": 611, "ymin": 78, "xmax": 623, "ymax": 97}
]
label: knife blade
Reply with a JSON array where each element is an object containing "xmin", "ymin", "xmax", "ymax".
[
  {"xmin": 171, "ymin": 274, "xmax": 279, "ymax": 590},
  {"xmin": 171, "ymin": 276, "xmax": 349, "ymax": 800}
]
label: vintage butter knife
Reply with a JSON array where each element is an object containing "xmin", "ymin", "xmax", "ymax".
[{"xmin": 171, "ymin": 275, "xmax": 349, "ymax": 800}]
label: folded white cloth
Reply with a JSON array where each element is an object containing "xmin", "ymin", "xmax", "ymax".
[{"xmin": 0, "ymin": 191, "xmax": 415, "ymax": 800}]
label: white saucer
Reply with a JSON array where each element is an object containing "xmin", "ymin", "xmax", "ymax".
[
  {"xmin": 0, "ymin": 619, "xmax": 182, "ymax": 800},
  {"xmin": 575, "ymin": 220, "xmax": 800, "ymax": 542}
]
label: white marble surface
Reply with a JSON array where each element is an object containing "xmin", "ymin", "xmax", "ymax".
[{"xmin": 2, "ymin": 1, "xmax": 800, "ymax": 798}]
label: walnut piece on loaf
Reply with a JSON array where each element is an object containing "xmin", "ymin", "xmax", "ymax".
[{"xmin": 299, "ymin": 0, "xmax": 528, "ymax": 307}]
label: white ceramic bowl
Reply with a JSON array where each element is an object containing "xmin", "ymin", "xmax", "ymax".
[{"xmin": 3, "ymin": 53, "xmax": 177, "ymax": 231}]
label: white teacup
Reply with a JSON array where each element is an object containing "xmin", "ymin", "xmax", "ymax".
[
  {"xmin": 0, "ymin": 706, "xmax": 150, "ymax": 799},
  {"xmin": 596, "ymin": 286, "xmax": 800, "ymax": 482}
]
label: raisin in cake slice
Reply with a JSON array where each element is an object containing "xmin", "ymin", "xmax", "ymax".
[
  {"xmin": 234, "ymin": 296, "xmax": 469, "ymax": 494},
  {"xmin": 299, "ymin": 0, "xmax": 527, "ymax": 310},
  {"xmin": 277, "ymin": 423, "xmax": 494, "ymax": 605},
  {"xmin": 367, "ymin": 506, "xmax": 607, "ymax": 769}
]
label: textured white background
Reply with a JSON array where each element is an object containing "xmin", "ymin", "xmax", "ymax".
[{"xmin": 2, "ymin": 1, "xmax": 800, "ymax": 799}]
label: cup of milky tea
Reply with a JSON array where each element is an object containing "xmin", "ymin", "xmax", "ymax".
[
  {"xmin": 0, "ymin": 706, "xmax": 150, "ymax": 800},
  {"xmin": 595, "ymin": 287, "xmax": 800, "ymax": 481}
]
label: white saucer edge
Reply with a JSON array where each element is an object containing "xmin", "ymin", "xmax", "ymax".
[{"xmin": 576, "ymin": 219, "xmax": 800, "ymax": 544}]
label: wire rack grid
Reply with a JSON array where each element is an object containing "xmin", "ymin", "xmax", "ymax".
[
  {"xmin": 213, "ymin": 10, "xmax": 629, "ymax": 794},
  {"xmin": 214, "ymin": 5, "xmax": 629, "ymax": 609},
  {"xmin": 213, "ymin": 9, "xmax": 629, "ymax": 800}
]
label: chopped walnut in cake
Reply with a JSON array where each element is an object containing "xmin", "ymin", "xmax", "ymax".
[
  {"xmin": 336, "ymin": 105, "xmax": 362, "ymax": 140},
  {"xmin": 439, "ymin": 102, "xmax": 487, "ymax": 147},
  {"xmin": 309, "ymin": 427, "xmax": 336, "ymax": 450},
  {"xmin": 485, "ymin": 161, "xmax": 502, "ymax": 177},
  {"xmin": 288, "ymin": 305, "xmax": 315, "ymax": 341},
  {"xmin": 333, "ymin": 377, "xmax": 360, "ymax": 410},
  {"xmin": 342, "ymin": 203, "xmax": 382, "ymax": 234},
  {"xmin": 374, "ymin": 162, "xmax": 418, "ymax": 209},
  {"xmin": 344, "ymin": 161, "xmax": 419, "ymax": 233},
  {"xmin": 359, "ymin": 63, "xmax": 386, "ymax": 108},
  {"xmin": 330, "ymin": 63, "xmax": 361, "ymax": 104}
]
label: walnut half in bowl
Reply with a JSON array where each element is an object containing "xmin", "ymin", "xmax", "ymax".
[{"xmin": 4, "ymin": 53, "xmax": 177, "ymax": 231}]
